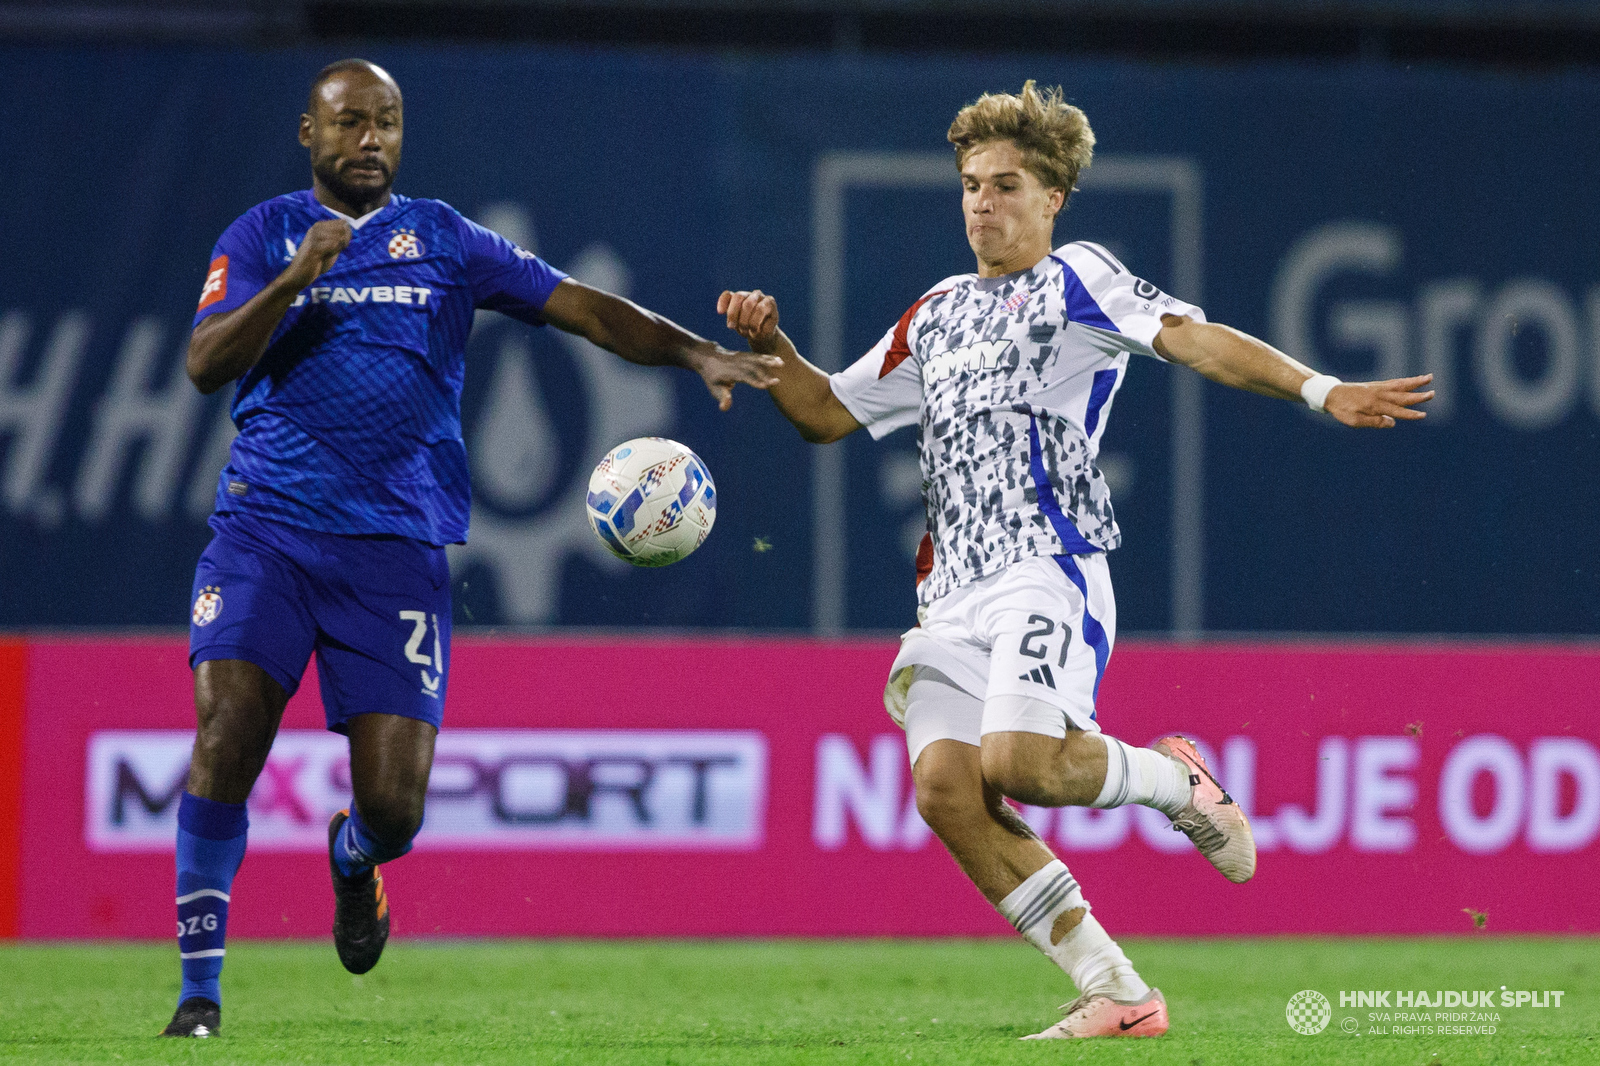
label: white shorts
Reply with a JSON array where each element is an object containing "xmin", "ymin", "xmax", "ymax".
[{"xmin": 883, "ymin": 554, "xmax": 1115, "ymax": 765}]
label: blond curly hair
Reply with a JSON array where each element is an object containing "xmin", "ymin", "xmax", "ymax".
[{"xmin": 947, "ymin": 80, "xmax": 1095, "ymax": 206}]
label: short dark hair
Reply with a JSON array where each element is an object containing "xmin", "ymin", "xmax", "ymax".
[{"xmin": 305, "ymin": 58, "xmax": 399, "ymax": 116}]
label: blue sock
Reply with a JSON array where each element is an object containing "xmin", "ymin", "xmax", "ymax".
[
  {"xmin": 334, "ymin": 806, "xmax": 415, "ymax": 879},
  {"xmin": 175, "ymin": 791, "xmax": 247, "ymax": 1007}
]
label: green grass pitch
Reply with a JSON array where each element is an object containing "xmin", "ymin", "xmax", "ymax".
[{"xmin": 1, "ymin": 938, "xmax": 1593, "ymax": 1064}]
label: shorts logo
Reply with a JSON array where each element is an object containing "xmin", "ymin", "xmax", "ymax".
[
  {"xmin": 1018, "ymin": 664, "xmax": 1057, "ymax": 689},
  {"xmin": 197, "ymin": 256, "xmax": 228, "ymax": 310},
  {"xmin": 388, "ymin": 229, "xmax": 424, "ymax": 259},
  {"xmin": 192, "ymin": 586, "xmax": 223, "ymax": 627}
]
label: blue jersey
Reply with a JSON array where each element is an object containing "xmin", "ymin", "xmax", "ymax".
[{"xmin": 194, "ymin": 190, "xmax": 568, "ymax": 545}]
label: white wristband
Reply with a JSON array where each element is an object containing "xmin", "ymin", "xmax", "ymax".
[{"xmin": 1300, "ymin": 374, "xmax": 1341, "ymax": 413}]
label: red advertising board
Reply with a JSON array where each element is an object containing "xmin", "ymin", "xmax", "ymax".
[{"xmin": 5, "ymin": 636, "xmax": 1598, "ymax": 939}]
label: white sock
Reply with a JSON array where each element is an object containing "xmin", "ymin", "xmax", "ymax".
[
  {"xmin": 1091, "ymin": 735, "xmax": 1193, "ymax": 817},
  {"xmin": 1056, "ymin": 913, "xmax": 1150, "ymax": 1001},
  {"xmin": 996, "ymin": 860, "xmax": 1150, "ymax": 1001}
]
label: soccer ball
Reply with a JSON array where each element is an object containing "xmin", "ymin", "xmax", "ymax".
[{"xmin": 585, "ymin": 437, "xmax": 716, "ymax": 567}]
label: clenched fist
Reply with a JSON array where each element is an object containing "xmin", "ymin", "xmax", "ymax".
[
  {"xmin": 284, "ymin": 219, "xmax": 352, "ymax": 287},
  {"xmin": 718, "ymin": 289, "xmax": 781, "ymax": 355}
]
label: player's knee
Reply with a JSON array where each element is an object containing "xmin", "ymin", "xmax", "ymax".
[
  {"xmin": 355, "ymin": 782, "xmax": 426, "ymax": 848},
  {"xmin": 912, "ymin": 767, "xmax": 985, "ymax": 841},
  {"xmin": 914, "ymin": 777, "xmax": 968, "ymax": 837}
]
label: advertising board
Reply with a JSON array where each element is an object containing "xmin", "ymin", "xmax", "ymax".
[{"xmin": 4, "ymin": 637, "xmax": 1595, "ymax": 939}]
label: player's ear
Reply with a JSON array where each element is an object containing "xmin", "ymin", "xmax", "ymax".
[{"xmin": 298, "ymin": 113, "xmax": 314, "ymax": 147}]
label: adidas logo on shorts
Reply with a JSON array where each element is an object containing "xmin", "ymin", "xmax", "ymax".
[{"xmin": 1018, "ymin": 665, "xmax": 1057, "ymax": 689}]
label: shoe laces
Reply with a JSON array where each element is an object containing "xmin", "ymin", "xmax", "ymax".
[
  {"xmin": 1055, "ymin": 995, "xmax": 1093, "ymax": 1019},
  {"xmin": 1170, "ymin": 807, "xmax": 1229, "ymax": 853}
]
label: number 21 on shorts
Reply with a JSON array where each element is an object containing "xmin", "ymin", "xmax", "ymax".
[
  {"xmin": 399, "ymin": 610, "xmax": 443, "ymax": 697},
  {"xmin": 1019, "ymin": 614, "xmax": 1073, "ymax": 667}
]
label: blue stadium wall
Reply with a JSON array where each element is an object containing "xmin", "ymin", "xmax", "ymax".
[{"xmin": 1, "ymin": 44, "xmax": 1596, "ymax": 634}]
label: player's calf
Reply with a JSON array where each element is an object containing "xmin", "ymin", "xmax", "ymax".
[
  {"xmin": 329, "ymin": 714, "xmax": 434, "ymax": 973},
  {"xmin": 167, "ymin": 791, "xmax": 247, "ymax": 1033},
  {"xmin": 982, "ymin": 721, "xmax": 1255, "ymax": 883},
  {"xmin": 980, "ymin": 727, "xmax": 1108, "ymax": 806}
]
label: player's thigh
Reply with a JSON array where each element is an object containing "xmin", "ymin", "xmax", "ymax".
[
  {"xmin": 308, "ymin": 533, "xmax": 452, "ymax": 734},
  {"xmin": 904, "ymin": 668, "xmax": 986, "ymax": 829},
  {"xmin": 903, "ymin": 665, "xmax": 984, "ymax": 767},
  {"xmin": 978, "ymin": 555, "xmax": 1112, "ymax": 741},
  {"xmin": 189, "ymin": 513, "xmax": 319, "ymax": 701}
]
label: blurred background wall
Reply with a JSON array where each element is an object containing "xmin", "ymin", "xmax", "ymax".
[{"xmin": 1, "ymin": 0, "xmax": 1597, "ymax": 637}]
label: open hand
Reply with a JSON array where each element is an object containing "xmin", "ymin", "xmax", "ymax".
[
  {"xmin": 718, "ymin": 289, "xmax": 781, "ymax": 355},
  {"xmin": 691, "ymin": 343, "xmax": 782, "ymax": 412},
  {"xmin": 1325, "ymin": 374, "xmax": 1434, "ymax": 428}
]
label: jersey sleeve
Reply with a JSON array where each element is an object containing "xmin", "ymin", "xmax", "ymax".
[
  {"xmin": 193, "ymin": 208, "xmax": 272, "ymax": 328},
  {"xmin": 456, "ymin": 212, "xmax": 569, "ymax": 326},
  {"xmin": 828, "ymin": 288, "xmax": 947, "ymax": 440},
  {"xmin": 1055, "ymin": 242, "xmax": 1206, "ymax": 361}
]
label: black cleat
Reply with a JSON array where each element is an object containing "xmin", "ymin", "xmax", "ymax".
[
  {"xmin": 328, "ymin": 809, "xmax": 391, "ymax": 975},
  {"xmin": 160, "ymin": 997, "xmax": 220, "ymax": 1037}
]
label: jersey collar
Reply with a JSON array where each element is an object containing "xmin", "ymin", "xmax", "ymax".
[
  {"xmin": 303, "ymin": 189, "xmax": 402, "ymax": 230},
  {"xmin": 974, "ymin": 261, "xmax": 1039, "ymax": 292}
]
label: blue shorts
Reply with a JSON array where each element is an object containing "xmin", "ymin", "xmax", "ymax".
[{"xmin": 189, "ymin": 511, "xmax": 451, "ymax": 734}]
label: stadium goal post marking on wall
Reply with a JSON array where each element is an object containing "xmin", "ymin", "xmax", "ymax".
[{"xmin": 810, "ymin": 152, "xmax": 1205, "ymax": 637}]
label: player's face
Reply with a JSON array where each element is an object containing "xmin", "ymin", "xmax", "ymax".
[
  {"xmin": 300, "ymin": 71, "xmax": 403, "ymax": 211},
  {"xmin": 960, "ymin": 141, "xmax": 1064, "ymax": 274}
]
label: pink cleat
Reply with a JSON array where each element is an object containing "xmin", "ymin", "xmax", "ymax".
[
  {"xmin": 1155, "ymin": 734, "xmax": 1257, "ymax": 883},
  {"xmin": 1022, "ymin": 988, "xmax": 1169, "ymax": 1039}
]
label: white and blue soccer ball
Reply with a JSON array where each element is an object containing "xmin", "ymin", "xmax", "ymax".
[{"xmin": 585, "ymin": 437, "xmax": 716, "ymax": 567}]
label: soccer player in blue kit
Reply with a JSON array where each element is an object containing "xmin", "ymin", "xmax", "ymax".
[{"xmin": 163, "ymin": 59, "xmax": 781, "ymax": 1038}]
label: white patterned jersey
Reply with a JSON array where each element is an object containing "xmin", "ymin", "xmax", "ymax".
[{"xmin": 830, "ymin": 241, "xmax": 1204, "ymax": 604}]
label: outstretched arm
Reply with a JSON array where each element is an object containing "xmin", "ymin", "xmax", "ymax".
[
  {"xmin": 541, "ymin": 279, "xmax": 781, "ymax": 411},
  {"xmin": 718, "ymin": 289, "xmax": 862, "ymax": 444},
  {"xmin": 1154, "ymin": 314, "xmax": 1434, "ymax": 428}
]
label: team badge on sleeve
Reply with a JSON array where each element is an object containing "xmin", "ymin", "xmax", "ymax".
[
  {"xmin": 387, "ymin": 229, "xmax": 424, "ymax": 259},
  {"xmin": 197, "ymin": 256, "xmax": 229, "ymax": 310},
  {"xmin": 192, "ymin": 586, "xmax": 224, "ymax": 626}
]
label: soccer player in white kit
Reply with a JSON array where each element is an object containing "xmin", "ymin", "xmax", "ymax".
[{"xmin": 720, "ymin": 81, "xmax": 1432, "ymax": 1039}]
